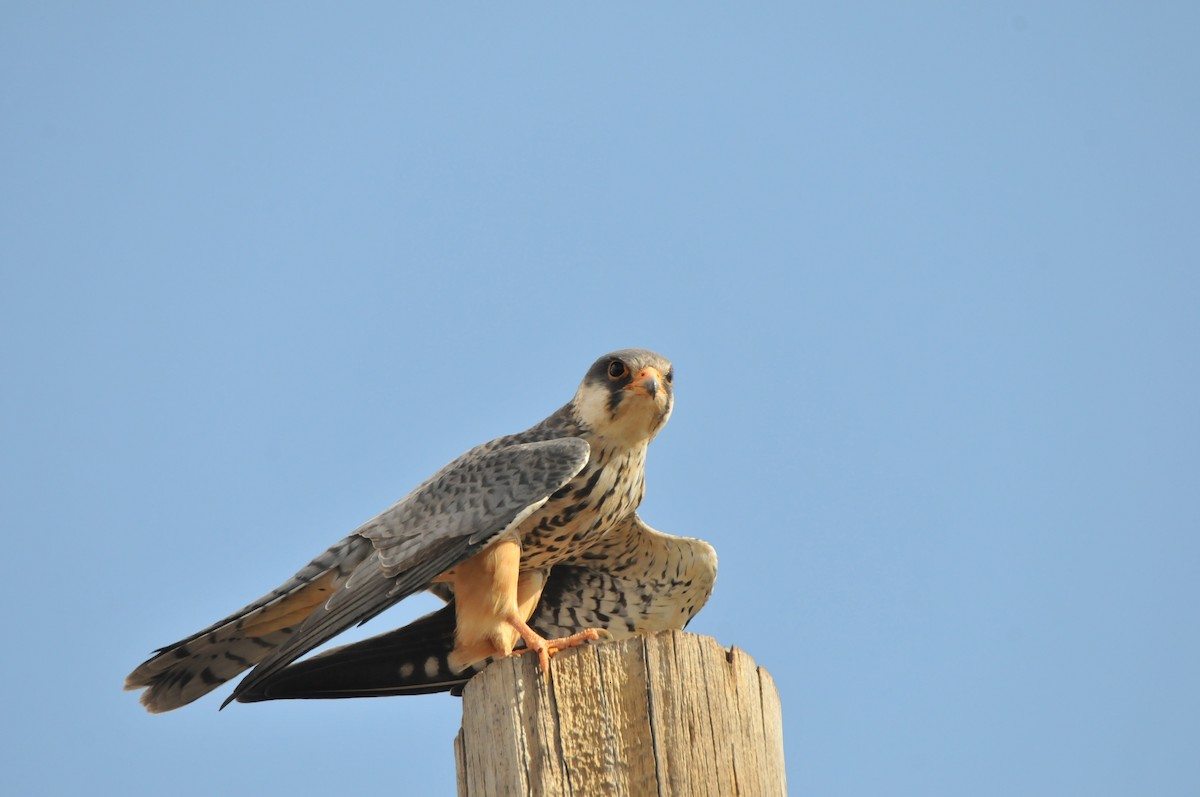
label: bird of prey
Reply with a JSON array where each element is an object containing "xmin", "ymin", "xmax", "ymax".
[{"xmin": 125, "ymin": 349, "xmax": 717, "ymax": 712}]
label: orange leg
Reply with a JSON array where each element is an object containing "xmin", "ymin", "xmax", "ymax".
[{"xmin": 446, "ymin": 537, "xmax": 607, "ymax": 673}]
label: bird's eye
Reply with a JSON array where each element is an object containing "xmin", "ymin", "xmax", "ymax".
[
  {"xmin": 607, "ymin": 360, "xmax": 628, "ymax": 380},
  {"xmin": 664, "ymin": 369, "xmax": 674, "ymax": 384}
]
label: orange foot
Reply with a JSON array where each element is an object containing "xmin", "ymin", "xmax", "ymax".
[{"xmin": 507, "ymin": 618, "xmax": 608, "ymax": 672}]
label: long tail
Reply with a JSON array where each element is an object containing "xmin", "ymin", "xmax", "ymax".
[{"xmin": 124, "ymin": 535, "xmax": 373, "ymax": 713}]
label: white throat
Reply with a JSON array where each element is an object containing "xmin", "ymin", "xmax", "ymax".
[{"xmin": 573, "ymin": 384, "xmax": 671, "ymax": 448}]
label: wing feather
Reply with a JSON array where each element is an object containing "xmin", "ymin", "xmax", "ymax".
[{"xmin": 224, "ymin": 437, "xmax": 589, "ymax": 705}]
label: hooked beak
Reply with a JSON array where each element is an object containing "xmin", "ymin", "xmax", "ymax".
[{"xmin": 625, "ymin": 366, "xmax": 663, "ymax": 400}]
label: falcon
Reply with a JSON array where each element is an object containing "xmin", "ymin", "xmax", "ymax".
[{"xmin": 125, "ymin": 349, "xmax": 717, "ymax": 712}]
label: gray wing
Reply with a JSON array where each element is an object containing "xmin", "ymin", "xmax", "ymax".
[
  {"xmin": 223, "ymin": 436, "xmax": 589, "ymax": 706},
  {"xmin": 231, "ymin": 512, "xmax": 718, "ymax": 702}
]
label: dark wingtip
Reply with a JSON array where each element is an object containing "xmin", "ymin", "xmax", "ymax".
[{"xmin": 231, "ymin": 603, "xmax": 479, "ymax": 704}]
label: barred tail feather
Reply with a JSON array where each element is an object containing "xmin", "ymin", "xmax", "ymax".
[{"xmin": 124, "ymin": 534, "xmax": 373, "ymax": 713}]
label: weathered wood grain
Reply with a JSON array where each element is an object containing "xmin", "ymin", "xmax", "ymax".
[{"xmin": 456, "ymin": 631, "xmax": 786, "ymax": 796}]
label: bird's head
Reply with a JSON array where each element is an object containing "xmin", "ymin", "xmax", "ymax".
[{"xmin": 572, "ymin": 349, "xmax": 674, "ymax": 445}]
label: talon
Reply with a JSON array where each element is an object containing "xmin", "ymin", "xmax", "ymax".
[{"xmin": 507, "ymin": 619, "xmax": 606, "ymax": 673}]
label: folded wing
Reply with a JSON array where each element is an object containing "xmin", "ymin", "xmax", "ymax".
[
  {"xmin": 126, "ymin": 436, "xmax": 589, "ymax": 712},
  {"xmin": 223, "ymin": 437, "xmax": 590, "ymax": 706}
]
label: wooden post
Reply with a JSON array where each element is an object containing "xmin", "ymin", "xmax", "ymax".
[{"xmin": 454, "ymin": 631, "xmax": 786, "ymax": 796}]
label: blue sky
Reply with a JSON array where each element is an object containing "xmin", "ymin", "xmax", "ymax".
[{"xmin": 2, "ymin": 3, "xmax": 1197, "ymax": 795}]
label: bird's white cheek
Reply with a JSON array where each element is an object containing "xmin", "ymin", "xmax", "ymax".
[{"xmin": 573, "ymin": 385, "xmax": 612, "ymax": 430}]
